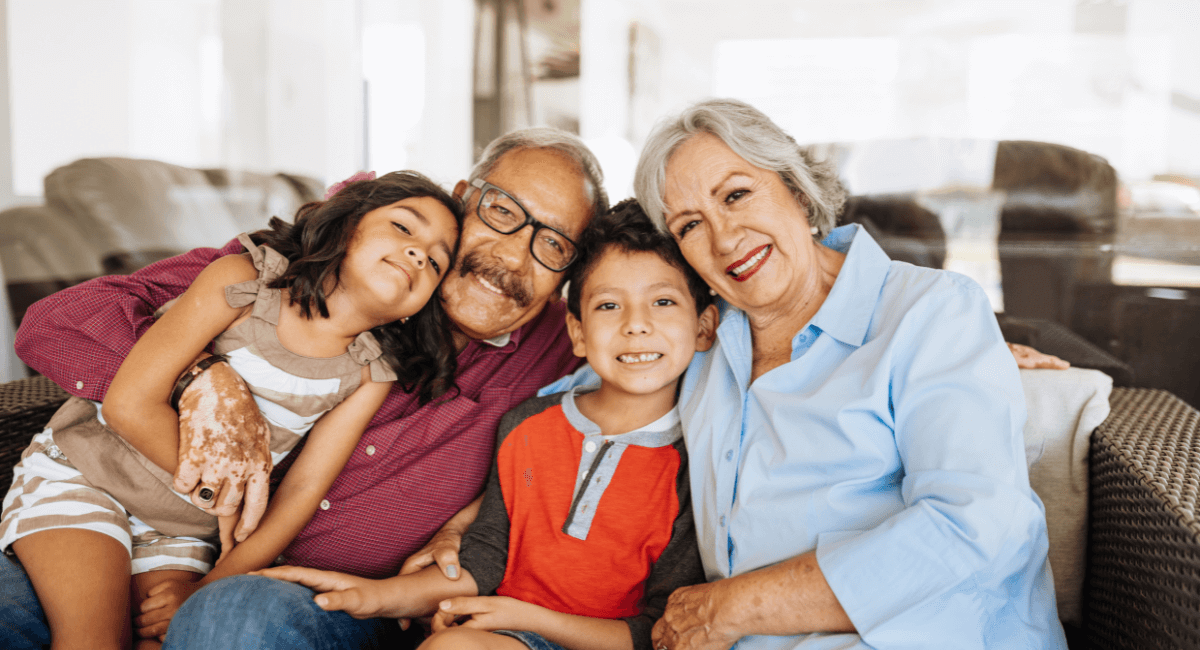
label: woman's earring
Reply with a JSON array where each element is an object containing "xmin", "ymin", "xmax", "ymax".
[
  {"xmin": 709, "ymin": 288, "xmax": 717, "ymax": 296},
  {"xmin": 810, "ymin": 225, "xmax": 819, "ymax": 236},
  {"xmin": 400, "ymin": 317, "xmax": 409, "ymax": 324}
]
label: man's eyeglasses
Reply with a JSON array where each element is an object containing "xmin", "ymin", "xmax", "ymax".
[{"xmin": 468, "ymin": 178, "xmax": 579, "ymax": 272}]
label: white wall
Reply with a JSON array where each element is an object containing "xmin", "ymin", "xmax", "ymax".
[{"xmin": 361, "ymin": 0, "xmax": 474, "ymax": 188}]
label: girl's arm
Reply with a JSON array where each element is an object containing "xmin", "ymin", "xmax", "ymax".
[
  {"xmin": 433, "ymin": 596, "xmax": 634, "ymax": 650},
  {"xmin": 101, "ymin": 254, "xmax": 258, "ymax": 472},
  {"xmin": 202, "ymin": 369, "xmax": 392, "ymax": 582},
  {"xmin": 135, "ymin": 370, "xmax": 393, "ymax": 638},
  {"xmin": 258, "ymin": 563, "xmax": 480, "ymax": 620}
]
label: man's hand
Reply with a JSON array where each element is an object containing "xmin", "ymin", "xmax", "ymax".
[
  {"xmin": 651, "ymin": 582, "xmax": 740, "ymax": 650},
  {"xmin": 430, "ymin": 596, "xmax": 538, "ymax": 633},
  {"xmin": 399, "ymin": 526, "xmax": 465, "ymax": 580},
  {"xmin": 135, "ymin": 578, "xmax": 204, "ymax": 641},
  {"xmin": 395, "ymin": 525, "xmax": 466, "ymax": 631},
  {"xmin": 1007, "ymin": 342, "xmax": 1070, "ymax": 370},
  {"xmin": 254, "ymin": 566, "xmax": 396, "ymax": 619},
  {"xmin": 173, "ymin": 359, "xmax": 272, "ymax": 542}
]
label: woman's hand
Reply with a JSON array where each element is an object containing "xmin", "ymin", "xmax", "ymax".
[
  {"xmin": 1007, "ymin": 342, "xmax": 1070, "ymax": 370},
  {"xmin": 135, "ymin": 578, "xmax": 204, "ymax": 641},
  {"xmin": 651, "ymin": 582, "xmax": 739, "ymax": 650},
  {"xmin": 254, "ymin": 566, "xmax": 394, "ymax": 619},
  {"xmin": 430, "ymin": 595, "xmax": 537, "ymax": 633},
  {"xmin": 173, "ymin": 358, "xmax": 273, "ymax": 542}
]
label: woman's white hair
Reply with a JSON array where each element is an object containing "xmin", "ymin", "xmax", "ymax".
[
  {"xmin": 634, "ymin": 98, "xmax": 846, "ymax": 239},
  {"xmin": 468, "ymin": 127, "xmax": 609, "ymax": 222}
]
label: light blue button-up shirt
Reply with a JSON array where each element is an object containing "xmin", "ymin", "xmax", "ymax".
[{"xmin": 543, "ymin": 225, "xmax": 1066, "ymax": 649}]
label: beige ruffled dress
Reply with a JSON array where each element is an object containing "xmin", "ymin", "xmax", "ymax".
[{"xmin": 0, "ymin": 234, "xmax": 397, "ymax": 569}]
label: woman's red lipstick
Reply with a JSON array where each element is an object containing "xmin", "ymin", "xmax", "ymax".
[{"xmin": 726, "ymin": 245, "xmax": 772, "ymax": 282}]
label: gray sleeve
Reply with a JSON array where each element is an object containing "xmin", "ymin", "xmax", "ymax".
[
  {"xmin": 458, "ymin": 393, "xmax": 565, "ymax": 595},
  {"xmin": 622, "ymin": 438, "xmax": 706, "ymax": 650}
]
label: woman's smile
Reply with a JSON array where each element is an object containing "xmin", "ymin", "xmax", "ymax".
[{"xmin": 727, "ymin": 244, "xmax": 772, "ymax": 281}]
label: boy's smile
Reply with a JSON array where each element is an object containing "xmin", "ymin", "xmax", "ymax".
[{"xmin": 567, "ymin": 249, "xmax": 718, "ymax": 412}]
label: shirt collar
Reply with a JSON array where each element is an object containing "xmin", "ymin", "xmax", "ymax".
[
  {"xmin": 460, "ymin": 312, "xmax": 528, "ymax": 360},
  {"xmin": 808, "ymin": 224, "xmax": 892, "ymax": 348},
  {"xmin": 470, "ymin": 305, "xmax": 543, "ymax": 351},
  {"xmin": 480, "ymin": 332, "xmax": 512, "ymax": 348},
  {"xmin": 560, "ymin": 386, "xmax": 682, "ymax": 448}
]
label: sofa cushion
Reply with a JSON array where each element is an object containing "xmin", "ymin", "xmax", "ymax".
[
  {"xmin": 44, "ymin": 157, "xmax": 243, "ymax": 256},
  {"xmin": 1021, "ymin": 366, "xmax": 1113, "ymax": 626}
]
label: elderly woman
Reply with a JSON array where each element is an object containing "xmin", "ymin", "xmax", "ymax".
[{"xmin": 630, "ymin": 99, "xmax": 1067, "ymax": 650}]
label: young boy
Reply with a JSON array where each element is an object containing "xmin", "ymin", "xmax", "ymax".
[{"xmin": 259, "ymin": 199, "xmax": 719, "ymax": 650}]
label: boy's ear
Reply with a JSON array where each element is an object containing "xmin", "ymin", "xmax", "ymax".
[
  {"xmin": 694, "ymin": 304, "xmax": 720, "ymax": 352},
  {"xmin": 565, "ymin": 311, "xmax": 588, "ymax": 359}
]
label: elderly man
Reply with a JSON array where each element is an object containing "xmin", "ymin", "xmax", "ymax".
[{"xmin": 4, "ymin": 128, "xmax": 605, "ymax": 650}]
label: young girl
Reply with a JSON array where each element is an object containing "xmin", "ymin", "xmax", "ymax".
[{"xmin": 0, "ymin": 171, "xmax": 464, "ymax": 649}]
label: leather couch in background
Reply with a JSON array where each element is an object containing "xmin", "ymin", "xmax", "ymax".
[{"xmin": 0, "ymin": 157, "xmax": 323, "ymax": 331}]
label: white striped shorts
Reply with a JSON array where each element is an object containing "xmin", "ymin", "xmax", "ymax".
[{"xmin": 0, "ymin": 429, "xmax": 217, "ymax": 575}]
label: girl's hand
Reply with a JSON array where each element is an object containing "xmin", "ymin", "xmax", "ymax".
[
  {"xmin": 215, "ymin": 512, "xmax": 241, "ymax": 563},
  {"xmin": 254, "ymin": 566, "xmax": 392, "ymax": 619},
  {"xmin": 430, "ymin": 595, "xmax": 537, "ymax": 633},
  {"xmin": 135, "ymin": 578, "xmax": 204, "ymax": 641},
  {"xmin": 173, "ymin": 358, "xmax": 273, "ymax": 542}
]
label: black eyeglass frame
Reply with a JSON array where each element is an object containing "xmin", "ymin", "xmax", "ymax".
[{"xmin": 468, "ymin": 178, "xmax": 580, "ymax": 272}]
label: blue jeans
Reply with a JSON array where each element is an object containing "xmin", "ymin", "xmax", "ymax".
[
  {"xmin": 0, "ymin": 554, "xmax": 50, "ymax": 650},
  {"xmin": 1, "ymin": 557, "xmax": 411, "ymax": 649},
  {"xmin": 164, "ymin": 574, "xmax": 408, "ymax": 650}
]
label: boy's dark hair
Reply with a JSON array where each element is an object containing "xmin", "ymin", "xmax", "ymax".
[
  {"xmin": 566, "ymin": 198, "xmax": 714, "ymax": 319},
  {"xmin": 249, "ymin": 170, "xmax": 465, "ymax": 404}
]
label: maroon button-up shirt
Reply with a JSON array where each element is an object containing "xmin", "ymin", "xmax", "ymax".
[{"xmin": 14, "ymin": 238, "xmax": 583, "ymax": 578}]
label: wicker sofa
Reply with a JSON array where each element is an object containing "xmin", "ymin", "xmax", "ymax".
[{"xmin": 2, "ymin": 333, "xmax": 1199, "ymax": 648}]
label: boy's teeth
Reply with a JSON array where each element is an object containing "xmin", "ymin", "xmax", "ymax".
[
  {"xmin": 618, "ymin": 353, "xmax": 663, "ymax": 363},
  {"xmin": 731, "ymin": 246, "xmax": 769, "ymax": 276}
]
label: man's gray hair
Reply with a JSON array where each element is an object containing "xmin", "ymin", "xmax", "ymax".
[
  {"xmin": 468, "ymin": 127, "xmax": 609, "ymax": 222},
  {"xmin": 634, "ymin": 98, "xmax": 846, "ymax": 239}
]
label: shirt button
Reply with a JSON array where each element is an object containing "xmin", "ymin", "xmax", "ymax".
[
  {"xmin": 319, "ymin": 499, "xmax": 331, "ymax": 510},
  {"xmin": 720, "ymin": 515, "xmax": 726, "ymax": 527},
  {"xmin": 365, "ymin": 445, "xmax": 376, "ymax": 456},
  {"xmin": 725, "ymin": 450, "xmax": 733, "ymax": 461},
  {"xmin": 584, "ymin": 441, "xmax": 597, "ymax": 453},
  {"xmin": 75, "ymin": 381, "xmax": 84, "ymax": 389},
  {"xmin": 275, "ymin": 555, "xmax": 287, "ymax": 565}
]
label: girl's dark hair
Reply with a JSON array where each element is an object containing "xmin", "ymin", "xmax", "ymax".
[
  {"xmin": 249, "ymin": 170, "xmax": 465, "ymax": 403},
  {"xmin": 566, "ymin": 198, "xmax": 714, "ymax": 319}
]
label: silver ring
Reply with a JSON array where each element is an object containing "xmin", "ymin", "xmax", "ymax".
[
  {"xmin": 656, "ymin": 645, "xmax": 668, "ymax": 650},
  {"xmin": 197, "ymin": 486, "xmax": 215, "ymax": 502}
]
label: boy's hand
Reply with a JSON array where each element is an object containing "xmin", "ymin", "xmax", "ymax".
[
  {"xmin": 431, "ymin": 595, "xmax": 537, "ymax": 633},
  {"xmin": 135, "ymin": 578, "xmax": 204, "ymax": 641},
  {"xmin": 254, "ymin": 566, "xmax": 393, "ymax": 619}
]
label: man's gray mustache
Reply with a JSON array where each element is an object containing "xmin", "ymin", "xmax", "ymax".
[{"xmin": 456, "ymin": 252, "xmax": 534, "ymax": 308}]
